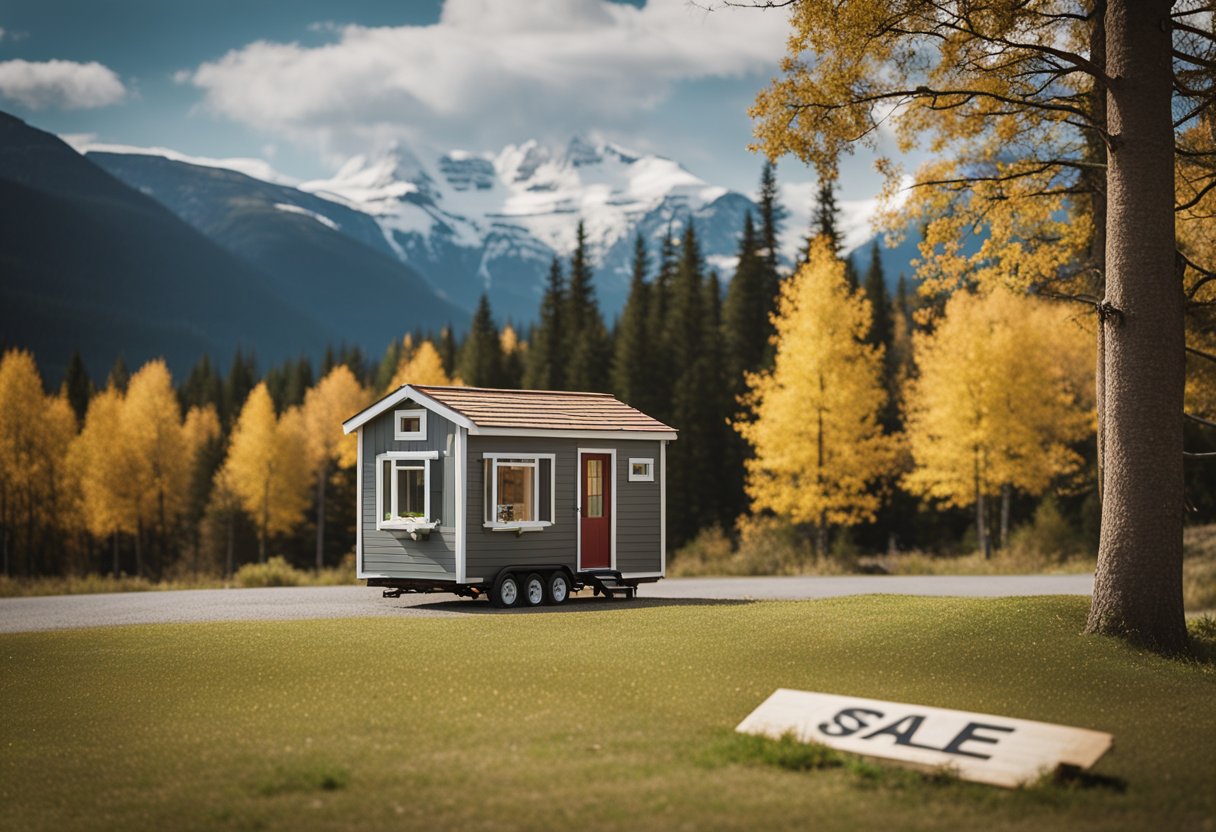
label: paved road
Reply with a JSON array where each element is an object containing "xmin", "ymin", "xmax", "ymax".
[{"xmin": 0, "ymin": 574, "xmax": 1092, "ymax": 634}]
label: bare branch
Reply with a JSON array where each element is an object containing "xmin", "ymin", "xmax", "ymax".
[
  {"xmin": 1187, "ymin": 345, "xmax": 1216, "ymax": 365},
  {"xmin": 1185, "ymin": 412, "xmax": 1216, "ymax": 430}
]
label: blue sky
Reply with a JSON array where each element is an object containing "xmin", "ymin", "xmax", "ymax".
[{"xmin": 0, "ymin": 0, "xmax": 896, "ymax": 216}]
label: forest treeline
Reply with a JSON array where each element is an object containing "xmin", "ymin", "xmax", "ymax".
[{"xmin": 2, "ymin": 161, "xmax": 1211, "ymax": 579}]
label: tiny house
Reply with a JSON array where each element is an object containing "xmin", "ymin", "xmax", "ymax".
[{"xmin": 341, "ymin": 385, "xmax": 676, "ymax": 607}]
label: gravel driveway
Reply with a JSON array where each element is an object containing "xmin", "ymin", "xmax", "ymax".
[{"xmin": 0, "ymin": 574, "xmax": 1092, "ymax": 634}]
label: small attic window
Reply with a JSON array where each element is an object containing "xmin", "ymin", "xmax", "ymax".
[{"xmin": 394, "ymin": 408, "xmax": 426, "ymax": 441}]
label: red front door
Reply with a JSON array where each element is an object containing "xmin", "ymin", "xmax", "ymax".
[{"xmin": 580, "ymin": 453, "xmax": 611, "ymax": 569}]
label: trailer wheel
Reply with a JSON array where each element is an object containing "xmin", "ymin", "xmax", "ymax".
[
  {"xmin": 546, "ymin": 571, "xmax": 570, "ymax": 605},
  {"xmin": 490, "ymin": 572, "xmax": 520, "ymax": 608},
  {"xmin": 522, "ymin": 573, "xmax": 545, "ymax": 607}
]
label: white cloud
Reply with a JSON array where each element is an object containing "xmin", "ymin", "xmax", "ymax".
[
  {"xmin": 0, "ymin": 59, "xmax": 126, "ymax": 110},
  {"xmin": 179, "ymin": 0, "xmax": 791, "ymax": 156}
]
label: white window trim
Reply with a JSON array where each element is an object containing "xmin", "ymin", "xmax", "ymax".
[
  {"xmin": 481, "ymin": 453, "xmax": 556, "ymax": 530},
  {"xmin": 393, "ymin": 408, "xmax": 427, "ymax": 441},
  {"xmin": 628, "ymin": 457, "xmax": 655, "ymax": 482},
  {"xmin": 375, "ymin": 450, "xmax": 439, "ymax": 531}
]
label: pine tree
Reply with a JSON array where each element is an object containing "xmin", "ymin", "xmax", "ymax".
[
  {"xmin": 843, "ymin": 254, "xmax": 859, "ymax": 293},
  {"xmin": 458, "ymin": 295, "xmax": 504, "ymax": 388},
  {"xmin": 563, "ymin": 222, "xmax": 611, "ymax": 391},
  {"xmin": 524, "ymin": 258, "xmax": 566, "ymax": 390},
  {"xmin": 862, "ymin": 241, "xmax": 895, "ymax": 412},
  {"xmin": 500, "ymin": 325, "xmax": 525, "ymax": 389},
  {"xmin": 756, "ymin": 162, "xmax": 785, "ymax": 365},
  {"xmin": 810, "ymin": 177, "xmax": 842, "ymax": 259},
  {"xmin": 611, "ymin": 233, "xmax": 650, "ymax": 406},
  {"xmin": 284, "ymin": 356, "xmax": 313, "ymax": 410},
  {"xmin": 720, "ymin": 213, "xmax": 769, "ymax": 530},
  {"xmin": 667, "ymin": 223, "xmax": 718, "ymax": 544},
  {"xmin": 722, "ymin": 213, "xmax": 767, "ymax": 382},
  {"xmin": 641, "ymin": 223, "xmax": 678, "ymax": 420},
  {"xmin": 702, "ymin": 269, "xmax": 735, "ymax": 530},
  {"xmin": 61, "ymin": 349, "xmax": 93, "ymax": 422},
  {"xmin": 438, "ymin": 325, "xmax": 458, "ymax": 378},
  {"xmin": 758, "ymin": 160, "xmax": 783, "ymax": 279},
  {"xmin": 181, "ymin": 355, "xmax": 223, "ymax": 415},
  {"xmin": 736, "ymin": 238, "xmax": 895, "ymax": 555},
  {"xmin": 223, "ymin": 349, "xmax": 257, "ymax": 426},
  {"xmin": 374, "ymin": 338, "xmax": 403, "ymax": 392},
  {"xmin": 107, "ymin": 354, "xmax": 130, "ymax": 394}
]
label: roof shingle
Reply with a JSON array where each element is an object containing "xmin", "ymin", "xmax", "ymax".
[{"xmin": 411, "ymin": 385, "xmax": 675, "ymax": 433}]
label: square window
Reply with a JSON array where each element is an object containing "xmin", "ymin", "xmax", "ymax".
[
  {"xmin": 376, "ymin": 454, "xmax": 433, "ymax": 529},
  {"xmin": 628, "ymin": 458, "xmax": 654, "ymax": 482},
  {"xmin": 394, "ymin": 408, "xmax": 427, "ymax": 441},
  {"xmin": 483, "ymin": 454, "xmax": 555, "ymax": 527}
]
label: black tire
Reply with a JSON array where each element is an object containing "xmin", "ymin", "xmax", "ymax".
[
  {"xmin": 522, "ymin": 572, "xmax": 546, "ymax": 607},
  {"xmin": 490, "ymin": 572, "xmax": 520, "ymax": 608},
  {"xmin": 546, "ymin": 571, "xmax": 571, "ymax": 605}
]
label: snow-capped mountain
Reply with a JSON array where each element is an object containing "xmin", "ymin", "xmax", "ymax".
[
  {"xmin": 70, "ymin": 131, "xmax": 897, "ymax": 329},
  {"xmin": 300, "ymin": 136, "xmax": 764, "ymax": 320}
]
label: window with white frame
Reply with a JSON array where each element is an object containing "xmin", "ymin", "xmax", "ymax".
[
  {"xmin": 376, "ymin": 452, "xmax": 436, "ymax": 529},
  {"xmin": 393, "ymin": 407, "xmax": 427, "ymax": 441},
  {"xmin": 628, "ymin": 457, "xmax": 655, "ymax": 482},
  {"xmin": 483, "ymin": 454, "xmax": 555, "ymax": 527}
]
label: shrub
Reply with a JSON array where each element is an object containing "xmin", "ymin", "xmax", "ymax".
[
  {"xmin": 1007, "ymin": 496, "xmax": 1090, "ymax": 562},
  {"xmin": 233, "ymin": 556, "xmax": 301, "ymax": 588},
  {"xmin": 670, "ymin": 517, "xmax": 853, "ymax": 576}
]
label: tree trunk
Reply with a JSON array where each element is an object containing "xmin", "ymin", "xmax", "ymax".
[
  {"xmin": 974, "ymin": 446, "xmax": 990, "ymax": 558},
  {"xmin": 999, "ymin": 484, "xmax": 1011, "ymax": 551},
  {"xmin": 112, "ymin": 531, "xmax": 119, "ymax": 577},
  {"xmin": 1087, "ymin": 0, "xmax": 1109, "ymax": 503},
  {"xmin": 225, "ymin": 510, "xmax": 234, "ymax": 579},
  {"xmin": 1086, "ymin": 0, "xmax": 1188, "ymax": 653},
  {"xmin": 134, "ymin": 517, "xmax": 143, "ymax": 578},
  {"xmin": 260, "ymin": 478, "xmax": 269, "ymax": 564},
  {"xmin": 315, "ymin": 462, "xmax": 328, "ymax": 572}
]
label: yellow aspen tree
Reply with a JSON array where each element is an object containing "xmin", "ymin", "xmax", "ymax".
[
  {"xmin": 1178, "ymin": 123, "xmax": 1216, "ymax": 422},
  {"xmin": 182, "ymin": 404, "xmax": 221, "ymax": 463},
  {"xmin": 904, "ymin": 289, "xmax": 1094, "ymax": 553},
  {"xmin": 0, "ymin": 350, "xmax": 54, "ymax": 574},
  {"xmin": 39, "ymin": 395, "xmax": 79, "ymax": 571},
  {"xmin": 122, "ymin": 361, "xmax": 189, "ymax": 576},
  {"xmin": 749, "ymin": 0, "xmax": 1212, "ymax": 652},
  {"xmin": 221, "ymin": 383, "xmax": 310, "ymax": 563},
  {"xmin": 388, "ymin": 340, "xmax": 456, "ymax": 389},
  {"xmin": 69, "ymin": 387, "xmax": 141, "ymax": 575},
  {"xmin": 735, "ymin": 237, "xmax": 895, "ymax": 554},
  {"xmin": 302, "ymin": 366, "xmax": 368, "ymax": 569},
  {"xmin": 208, "ymin": 464, "xmax": 243, "ymax": 578}
]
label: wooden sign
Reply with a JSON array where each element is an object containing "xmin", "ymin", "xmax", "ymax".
[{"xmin": 736, "ymin": 689, "xmax": 1113, "ymax": 788}]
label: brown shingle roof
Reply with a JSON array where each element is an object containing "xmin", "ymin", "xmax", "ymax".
[{"xmin": 412, "ymin": 385, "xmax": 675, "ymax": 433}]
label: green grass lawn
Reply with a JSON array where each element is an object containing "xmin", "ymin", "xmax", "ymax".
[{"xmin": 2, "ymin": 597, "xmax": 1214, "ymax": 832}]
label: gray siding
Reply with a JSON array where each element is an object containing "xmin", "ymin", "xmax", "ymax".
[
  {"xmin": 614, "ymin": 440, "xmax": 663, "ymax": 575},
  {"xmin": 465, "ymin": 436, "xmax": 664, "ymax": 580},
  {"xmin": 359, "ymin": 401, "xmax": 457, "ymax": 580}
]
